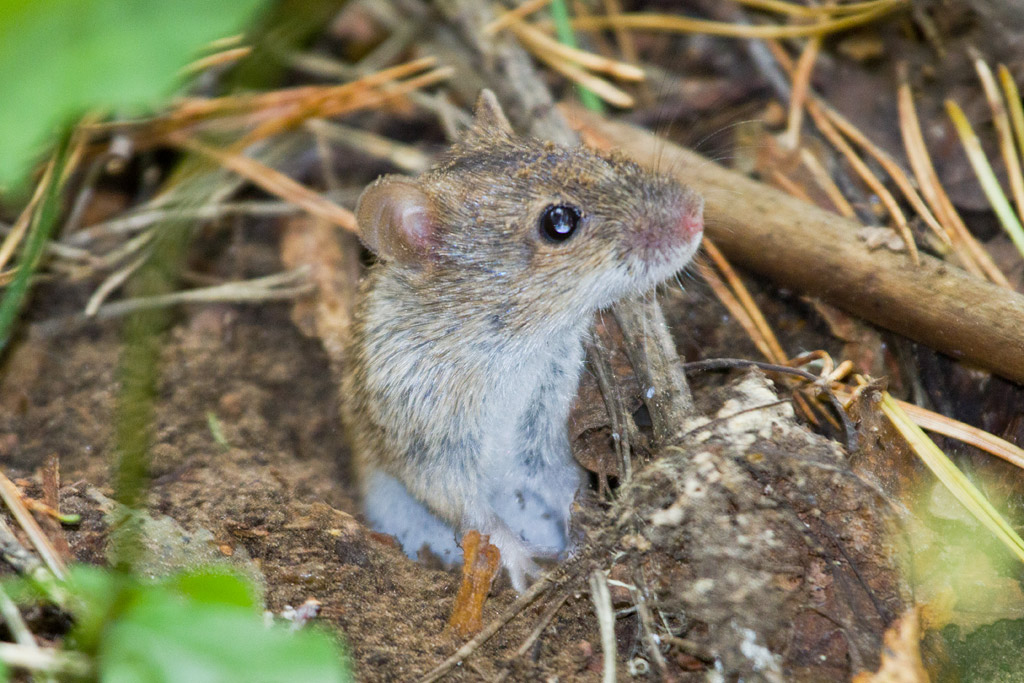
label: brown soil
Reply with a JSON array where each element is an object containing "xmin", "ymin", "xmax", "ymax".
[{"xmin": 1, "ymin": 256, "xmax": 907, "ymax": 680}]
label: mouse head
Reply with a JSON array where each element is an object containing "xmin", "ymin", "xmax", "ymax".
[{"xmin": 355, "ymin": 90, "xmax": 703, "ymax": 332}]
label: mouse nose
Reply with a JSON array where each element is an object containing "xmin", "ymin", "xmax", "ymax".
[{"xmin": 679, "ymin": 197, "xmax": 704, "ymax": 240}]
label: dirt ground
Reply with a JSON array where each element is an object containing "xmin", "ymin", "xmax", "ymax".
[{"xmin": 1, "ymin": 241, "xmax": 912, "ymax": 681}]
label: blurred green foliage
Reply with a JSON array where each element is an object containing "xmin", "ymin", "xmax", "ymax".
[
  {"xmin": 0, "ymin": 4, "xmax": 354, "ymax": 681},
  {"xmin": 0, "ymin": 0, "xmax": 265, "ymax": 190},
  {"xmin": 4, "ymin": 566, "xmax": 351, "ymax": 682}
]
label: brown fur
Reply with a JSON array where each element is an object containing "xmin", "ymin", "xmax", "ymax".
[{"xmin": 341, "ymin": 92, "xmax": 703, "ymax": 590}]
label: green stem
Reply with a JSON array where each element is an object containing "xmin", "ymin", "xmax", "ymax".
[
  {"xmin": 549, "ymin": 0, "xmax": 604, "ymax": 112},
  {"xmin": 0, "ymin": 135, "xmax": 72, "ymax": 354}
]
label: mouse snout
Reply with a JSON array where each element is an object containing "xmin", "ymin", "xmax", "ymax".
[{"xmin": 678, "ymin": 195, "xmax": 704, "ymax": 241}]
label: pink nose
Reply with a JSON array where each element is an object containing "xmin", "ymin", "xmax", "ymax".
[{"xmin": 681, "ymin": 206, "xmax": 704, "ymax": 239}]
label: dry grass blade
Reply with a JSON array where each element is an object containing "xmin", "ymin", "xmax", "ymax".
[
  {"xmin": 833, "ymin": 384, "xmax": 1024, "ymax": 469},
  {"xmin": 508, "ymin": 18, "xmax": 645, "ymax": 81},
  {"xmin": 0, "ymin": 643, "xmax": 93, "ymax": 678},
  {"xmin": 85, "ymin": 252, "xmax": 150, "ymax": 316},
  {"xmin": 84, "ymin": 56, "xmax": 444, "ymax": 147},
  {"xmin": 805, "ymin": 97, "xmax": 919, "ymax": 263},
  {"xmin": 417, "ymin": 568, "xmax": 565, "ymax": 683},
  {"xmin": 823, "ymin": 102, "xmax": 951, "ymax": 247},
  {"xmin": 484, "ymin": 0, "xmax": 552, "ymax": 35},
  {"xmin": 68, "ymin": 201, "xmax": 298, "ymax": 246},
  {"xmin": 702, "ymin": 239, "xmax": 786, "ymax": 362},
  {"xmin": 946, "ymin": 99, "xmax": 1024, "ymax": 259},
  {"xmin": 799, "ymin": 148, "xmax": 857, "ymax": 217},
  {"xmin": 305, "ymin": 119, "xmax": 430, "ymax": 174},
  {"xmin": 734, "ymin": 0, "xmax": 901, "ymax": 17},
  {"xmin": 601, "ymin": 0, "xmax": 640, "ymax": 68},
  {"xmin": 696, "ymin": 258, "xmax": 769, "ymax": 358},
  {"xmin": 973, "ymin": 54, "xmax": 1024, "ymax": 219},
  {"xmin": 0, "ymin": 583, "xmax": 35, "ymax": 648},
  {"xmin": 1000, "ymin": 65, "xmax": 1024, "ymax": 174},
  {"xmin": 239, "ymin": 64, "xmax": 455, "ymax": 146},
  {"xmin": 896, "ymin": 78, "xmax": 1008, "ymax": 285},
  {"xmin": 79, "ymin": 268, "xmax": 313, "ymax": 322},
  {"xmin": 172, "ymin": 134, "xmax": 358, "ymax": 233},
  {"xmin": 513, "ymin": 25, "xmax": 635, "ymax": 107},
  {"xmin": 768, "ymin": 168, "xmax": 816, "ymax": 203},
  {"xmin": 896, "ymin": 401, "xmax": 1024, "ymax": 470},
  {"xmin": 0, "ymin": 471, "xmax": 68, "ymax": 580},
  {"xmin": 782, "ymin": 34, "xmax": 821, "ymax": 150},
  {"xmin": 695, "ymin": 250, "xmax": 822, "ymax": 426},
  {"xmin": 570, "ymin": 0, "xmax": 909, "ymax": 39},
  {"xmin": 181, "ymin": 46, "xmax": 253, "ymax": 76},
  {"xmin": 765, "ymin": 40, "xmax": 920, "ymax": 261},
  {"xmin": 0, "ymin": 153, "xmax": 58, "ymax": 272},
  {"xmin": 878, "ymin": 390, "xmax": 1024, "ymax": 563},
  {"xmin": 772, "ymin": 43, "xmax": 945, "ymax": 251},
  {"xmin": 493, "ymin": 593, "xmax": 570, "ymax": 683}
]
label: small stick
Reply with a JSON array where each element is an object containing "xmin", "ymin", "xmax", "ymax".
[
  {"xmin": 587, "ymin": 339, "xmax": 634, "ymax": 483},
  {"xmin": 630, "ymin": 566, "xmax": 668, "ymax": 676},
  {"xmin": 68, "ymin": 201, "xmax": 300, "ymax": 246},
  {"xmin": 589, "ymin": 570, "xmax": 617, "ymax": 683},
  {"xmin": 611, "ymin": 296, "xmax": 695, "ymax": 448},
  {"xmin": 0, "ymin": 583, "xmax": 35, "ymax": 648},
  {"xmin": 40, "ymin": 455, "xmax": 71, "ymax": 560},
  {"xmin": 417, "ymin": 567, "xmax": 570, "ymax": 683},
  {"xmin": 0, "ymin": 643, "xmax": 92, "ymax": 678},
  {"xmin": 493, "ymin": 592, "xmax": 571, "ymax": 682},
  {"xmin": 0, "ymin": 517, "xmax": 71, "ymax": 608},
  {"xmin": 0, "ymin": 471, "xmax": 67, "ymax": 580}
]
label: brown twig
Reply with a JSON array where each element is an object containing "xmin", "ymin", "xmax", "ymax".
[
  {"xmin": 612, "ymin": 296, "xmax": 696, "ymax": 447},
  {"xmin": 40, "ymin": 455, "xmax": 71, "ymax": 561},
  {"xmin": 417, "ymin": 567, "xmax": 569, "ymax": 683},
  {"xmin": 492, "ymin": 592, "xmax": 571, "ymax": 683},
  {"xmin": 0, "ymin": 471, "xmax": 67, "ymax": 580}
]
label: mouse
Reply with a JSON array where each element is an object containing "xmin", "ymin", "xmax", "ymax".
[{"xmin": 341, "ymin": 90, "xmax": 704, "ymax": 592}]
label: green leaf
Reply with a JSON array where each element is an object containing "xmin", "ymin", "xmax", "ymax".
[
  {"xmin": 101, "ymin": 593, "xmax": 349, "ymax": 683},
  {"xmin": 0, "ymin": 0, "xmax": 266, "ymax": 189},
  {"xmin": 163, "ymin": 567, "xmax": 259, "ymax": 610}
]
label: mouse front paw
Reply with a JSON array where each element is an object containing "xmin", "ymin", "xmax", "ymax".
[
  {"xmin": 502, "ymin": 547, "xmax": 542, "ymax": 594},
  {"xmin": 479, "ymin": 523, "xmax": 546, "ymax": 592}
]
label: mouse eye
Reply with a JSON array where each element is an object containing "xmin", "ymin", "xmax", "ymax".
[{"xmin": 539, "ymin": 204, "xmax": 582, "ymax": 243}]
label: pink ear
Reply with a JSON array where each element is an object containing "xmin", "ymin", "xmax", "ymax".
[{"xmin": 355, "ymin": 176, "xmax": 438, "ymax": 264}]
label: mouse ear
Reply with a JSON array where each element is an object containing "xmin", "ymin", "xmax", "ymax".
[
  {"xmin": 356, "ymin": 176, "xmax": 438, "ymax": 265},
  {"xmin": 470, "ymin": 89, "xmax": 514, "ymax": 137}
]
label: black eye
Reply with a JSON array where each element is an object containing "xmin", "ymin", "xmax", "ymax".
[{"xmin": 539, "ymin": 204, "xmax": 582, "ymax": 243}]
